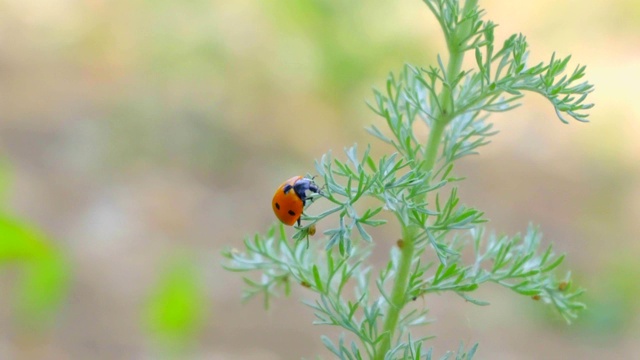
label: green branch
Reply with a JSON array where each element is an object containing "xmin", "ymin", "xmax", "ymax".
[
  {"xmin": 375, "ymin": 226, "xmax": 417, "ymax": 359},
  {"xmin": 374, "ymin": 2, "xmax": 473, "ymax": 355}
]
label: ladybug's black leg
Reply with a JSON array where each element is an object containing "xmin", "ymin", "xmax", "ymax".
[
  {"xmin": 283, "ymin": 184, "xmax": 293, "ymax": 194},
  {"xmin": 297, "ymin": 217, "xmax": 301, "ymax": 227}
]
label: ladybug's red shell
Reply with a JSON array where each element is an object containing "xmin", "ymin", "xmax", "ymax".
[
  {"xmin": 272, "ymin": 176, "xmax": 305, "ymax": 226},
  {"xmin": 272, "ymin": 176, "xmax": 320, "ymax": 226}
]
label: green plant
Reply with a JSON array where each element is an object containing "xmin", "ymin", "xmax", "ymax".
[
  {"xmin": 223, "ymin": 0, "xmax": 591, "ymax": 358},
  {"xmin": 0, "ymin": 159, "xmax": 69, "ymax": 331},
  {"xmin": 144, "ymin": 252, "xmax": 208, "ymax": 355}
]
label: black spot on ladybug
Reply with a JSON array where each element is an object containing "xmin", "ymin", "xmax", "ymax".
[
  {"xmin": 275, "ymin": 203, "xmax": 280, "ymax": 210},
  {"xmin": 288, "ymin": 210, "xmax": 296, "ymax": 216}
]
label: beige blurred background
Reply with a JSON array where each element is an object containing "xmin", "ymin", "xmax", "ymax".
[{"xmin": 1, "ymin": 0, "xmax": 639, "ymax": 358}]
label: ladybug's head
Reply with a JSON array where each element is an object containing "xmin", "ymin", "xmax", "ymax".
[{"xmin": 292, "ymin": 178, "xmax": 321, "ymax": 203}]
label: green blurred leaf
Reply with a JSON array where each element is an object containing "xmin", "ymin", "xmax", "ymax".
[
  {"xmin": 0, "ymin": 215, "xmax": 52, "ymax": 261},
  {"xmin": 15, "ymin": 254, "xmax": 70, "ymax": 329},
  {"xmin": 144, "ymin": 255, "xmax": 208, "ymax": 351},
  {"xmin": 0, "ymin": 214, "xmax": 69, "ymax": 330}
]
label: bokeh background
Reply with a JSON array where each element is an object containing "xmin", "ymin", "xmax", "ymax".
[{"xmin": 1, "ymin": 0, "xmax": 639, "ymax": 358}]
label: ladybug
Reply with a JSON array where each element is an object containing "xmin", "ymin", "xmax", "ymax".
[{"xmin": 272, "ymin": 176, "xmax": 321, "ymax": 226}]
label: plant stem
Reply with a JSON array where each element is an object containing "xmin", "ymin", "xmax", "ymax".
[
  {"xmin": 374, "ymin": 225, "xmax": 417, "ymax": 360},
  {"xmin": 374, "ymin": 115, "xmax": 448, "ymax": 360},
  {"xmin": 440, "ymin": 0, "xmax": 477, "ymax": 122},
  {"xmin": 374, "ymin": 3, "xmax": 473, "ymax": 355},
  {"xmin": 421, "ymin": 119, "xmax": 447, "ymax": 174}
]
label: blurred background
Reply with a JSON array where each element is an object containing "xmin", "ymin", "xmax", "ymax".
[{"xmin": 0, "ymin": 0, "xmax": 638, "ymax": 358}]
